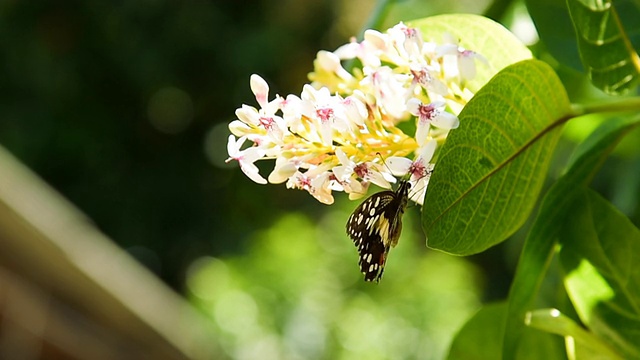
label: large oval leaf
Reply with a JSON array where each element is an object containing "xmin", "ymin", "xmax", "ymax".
[
  {"xmin": 502, "ymin": 116, "xmax": 640, "ymax": 359},
  {"xmin": 422, "ymin": 59, "xmax": 571, "ymax": 255},
  {"xmin": 559, "ymin": 188, "xmax": 640, "ymax": 358}
]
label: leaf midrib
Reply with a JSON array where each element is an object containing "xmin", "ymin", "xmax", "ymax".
[{"xmin": 426, "ymin": 113, "xmax": 571, "ymax": 232}]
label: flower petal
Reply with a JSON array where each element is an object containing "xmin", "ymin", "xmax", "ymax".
[
  {"xmin": 458, "ymin": 55, "xmax": 476, "ymax": 81},
  {"xmin": 386, "ymin": 156, "xmax": 412, "ymax": 176},
  {"xmin": 316, "ymin": 50, "xmax": 339, "ymax": 70},
  {"xmin": 228, "ymin": 120, "xmax": 252, "ymax": 137},
  {"xmin": 367, "ymin": 170, "xmax": 391, "ymax": 189},
  {"xmin": 310, "ymin": 172, "xmax": 334, "ymax": 204},
  {"xmin": 343, "ymin": 96, "xmax": 367, "ymax": 127},
  {"xmin": 333, "ymin": 42, "xmax": 359, "ymax": 60},
  {"xmin": 415, "ymin": 114, "xmax": 430, "ymax": 146},
  {"xmin": 335, "ymin": 148, "xmax": 351, "ymax": 166},
  {"xmin": 332, "ymin": 165, "xmax": 350, "ymax": 182},
  {"xmin": 319, "ymin": 118, "xmax": 333, "ymax": 145},
  {"xmin": 418, "ymin": 138, "xmax": 437, "ymax": 163},
  {"xmin": 235, "ymin": 105, "xmax": 260, "ymax": 127},
  {"xmin": 240, "ymin": 162, "xmax": 267, "ymax": 184},
  {"xmin": 268, "ymin": 158, "xmax": 297, "ymax": 184},
  {"xmin": 406, "ymin": 98, "xmax": 422, "ymax": 116},
  {"xmin": 250, "ymin": 74, "xmax": 269, "ymax": 108},
  {"xmin": 432, "ymin": 111, "xmax": 460, "ymax": 130},
  {"xmin": 227, "ymin": 134, "xmax": 239, "ymax": 157},
  {"xmin": 363, "ymin": 29, "xmax": 388, "ymax": 52}
]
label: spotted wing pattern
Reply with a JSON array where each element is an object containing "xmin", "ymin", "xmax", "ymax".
[{"xmin": 346, "ymin": 181, "xmax": 411, "ymax": 282}]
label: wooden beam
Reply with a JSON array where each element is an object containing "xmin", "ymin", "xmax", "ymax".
[{"xmin": 0, "ymin": 145, "xmax": 219, "ymax": 359}]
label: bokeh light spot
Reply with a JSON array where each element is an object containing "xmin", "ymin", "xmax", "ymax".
[{"xmin": 147, "ymin": 86, "xmax": 194, "ymax": 134}]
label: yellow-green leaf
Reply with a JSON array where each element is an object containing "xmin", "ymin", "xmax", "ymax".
[
  {"xmin": 422, "ymin": 59, "xmax": 571, "ymax": 255},
  {"xmin": 410, "ymin": 14, "xmax": 532, "ymax": 93}
]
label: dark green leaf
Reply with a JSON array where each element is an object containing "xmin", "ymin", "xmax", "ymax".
[
  {"xmin": 526, "ymin": 0, "xmax": 583, "ymax": 71},
  {"xmin": 448, "ymin": 303, "xmax": 565, "ymax": 360},
  {"xmin": 448, "ymin": 303, "xmax": 505, "ymax": 360},
  {"xmin": 566, "ymin": 0, "xmax": 640, "ymax": 94},
  {"xmin": 422, "ymin": 59, "xmax": 571, "ymax": 255},
  {"xmin": 502, "ymin": 116, "xmax": 640, "ymax": 359},
  {"xmin": 559, "ymin": 189, "xmax": 640, "ymax": 358}
]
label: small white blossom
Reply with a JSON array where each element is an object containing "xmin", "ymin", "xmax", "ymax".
[
  {"xmin": 250, "ymin": 74, "xmax": 270, "ymax": 108},
  {"xmin": 408, "ymin": 163, "xmax": 434, "ymax": 205},
  {"xmin": 287, "ymin": 166, "xmax": 334, "ymax": 204},
  {"xmin": 268, "ymin": 156, "xmax": 299, "ymax": 184},
  {"xmin": 226, "ymin": 135, "xmax": 267, "ymax": 184},
  {"xmin": 341, "ymin": 93, "xmax": 368, "ymax": 128},
  {"xmin": 233, "ymin": 74, "xmax": 288, "ymax": 144},
  {"xmin": 235, "ymin": 104, "xmax": 287, "ymax": 144},
  {"xmin": 335, "ymin": 39, "xmax": 382, "ymax": 68},
  {"xmin": 361, "ymin": 66, "xmax": 411, "ymax": 120},
  {"xmin": 315, "ymin": 50, "xmax": 355, "ymax": 83},
  {"xmin": 408, "ymin": 99, "xmax": 459, "ymax": 146},
  {"xmin": 300, "ymin": 85, "xmax": 348, "ymax": 145},
  {"xmin": 410, "ymin": 65, "xmax": 448, "ymax": 96},
  {"xmin": 225, "ymin": 22, "xmax": 487, "ymax": 205},
  {"xmin": 333, "ymin": 148, "xmax": 394, "ymax": 190},
  {"xmin": 457, "ymin": 50, "xmax": 489, "ymax": 81},
  {"xmin": 436, "ymin": 35, "xmax": 488, "ymax": 82},
  {"xmin": 387, "ymin": 139, "xmax": 436, "ymax": 205},
  {"xmin": 388, "ymin": 22, "xmax": 424, "ymax": 62}
]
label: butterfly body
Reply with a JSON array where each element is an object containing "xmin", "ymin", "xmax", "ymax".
[{"xmin": 346, "ymin": 180, "xmax": 411, "ymax": 282}]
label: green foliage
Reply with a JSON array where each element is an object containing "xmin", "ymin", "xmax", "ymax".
[
  {"xmin": 448, "ymin": 303, "xmax": 566, "ymax": 360},
  {"xmin": 525, "ymin": 0, "xmax": 583, "ymax": 71},
  {"xmin": 5, "ymin": 2, "xmax": 640, "ymax": 359},
  {"xmin": 188, "ymin": 210, "xmax": 482, "ymax": 359},
  {"xmin": 525, "ymin": 308, "xmax": 621, "ymax": 359},
  {"xmin": 447, "ymin": 303, "xmax": 507, "ymax": 360},
  {"xmin": 423, "ymin": 59, "xmax": 571, "ymax": 255},
  {"xmin": 527, "ymin": 0, "xmax": 640, "ymax": 94},
  {"xmin": 560, "ymin": 189, "xmax": 640, "ymax": 358},
  {"xmin": 410, "ymin": 9, "xmax": 640, "ymax": 360},
  {"xmin": 204, "ymin": 10, "xmax": 640, "ymax": 359},
  {"xmin": 496, "ymin": 115, "xmax": 640, "ymax": 360},
  {"xmin": 566, "ymin": 0, "xmax": 640, "ymax": 94}
]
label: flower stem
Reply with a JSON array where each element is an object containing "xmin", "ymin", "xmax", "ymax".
[{"xmin": 571, "ymin": 96, "xmax": 640, "ymax": 117}]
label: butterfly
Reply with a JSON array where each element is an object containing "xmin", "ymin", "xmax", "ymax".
[{"xmin": 345, "ymin": 180, "xmax": 411, "ymax": 282}]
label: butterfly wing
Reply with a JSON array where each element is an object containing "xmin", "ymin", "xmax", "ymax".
[{"xmin": 346, "ymin": 190, "xmax": 396, "ymax": 282}]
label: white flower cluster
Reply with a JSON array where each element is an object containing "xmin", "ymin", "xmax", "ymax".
[{"xmin": 227, "ymin": 22, "xmax": 486, "ymax": 205}]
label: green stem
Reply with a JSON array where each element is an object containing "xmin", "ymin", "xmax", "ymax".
[{"xmin": 571, "ymin": 96, "xmax": 640, "ymax": 117}]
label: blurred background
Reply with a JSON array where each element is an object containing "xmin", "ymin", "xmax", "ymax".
[{"xmin": 2, "ymin": 0, "xmax": 637, "ymax": 359}]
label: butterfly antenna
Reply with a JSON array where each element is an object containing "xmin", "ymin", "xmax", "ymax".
[{"xmin": 375, "ymin": 152, "xmax": 394, "ymax": 174}]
